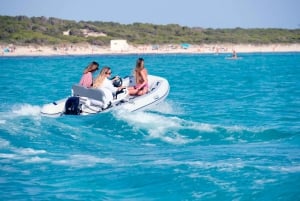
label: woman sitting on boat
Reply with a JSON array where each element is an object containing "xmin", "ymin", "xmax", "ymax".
[
  {"xmin": 128, "ymin": 58, "xmax": 149, "ymax": 96},
  {"xmin": 93, "ymin": 66, "xmax": 125, "ymax": 94},
  {"xmin": 79, "ymin": 61, "xmax": 99, "ymax": 87}
]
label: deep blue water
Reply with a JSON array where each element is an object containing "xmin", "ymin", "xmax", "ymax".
[{"xmin": 0, "ymin": 53, "xmax": 300, "ymax": 200}]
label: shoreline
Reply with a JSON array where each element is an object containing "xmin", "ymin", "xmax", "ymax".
[{"xmin": 1, "ymin": 43, "xmax": 300, "ymax": 57}]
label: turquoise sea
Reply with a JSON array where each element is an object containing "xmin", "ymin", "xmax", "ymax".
[{"xmin": 0, "ymin": 53, "xmax": 300, "ymax": 200}]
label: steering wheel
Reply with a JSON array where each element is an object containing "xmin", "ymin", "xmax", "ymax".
[{"xmin": 112, "ymin": 76, "xmax": 123, "ymax": 87}]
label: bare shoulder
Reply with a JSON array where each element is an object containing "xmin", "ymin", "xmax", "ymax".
[{"xmin": 141, "ymin": 68, "xmax": 148, "ymax": 74}]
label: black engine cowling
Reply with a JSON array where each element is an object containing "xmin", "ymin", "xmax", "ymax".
[{"xmin": 64, "ymin": 97, "xmax": 81, "ymax": 115}]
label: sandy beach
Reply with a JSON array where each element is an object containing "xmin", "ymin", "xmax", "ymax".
[{"xmin": 1, "ymin": 43, "xmax": 300, "ymax": 56}]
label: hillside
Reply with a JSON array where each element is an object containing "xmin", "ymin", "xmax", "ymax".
[{"xmin": 0, "ymin": 15, "xmax": 299, "ymax": 45}]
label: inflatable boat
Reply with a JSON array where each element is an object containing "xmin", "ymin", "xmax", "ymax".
[{"xmin": 41, "ymin": 75, "xmax": 170, "ymax": 117}]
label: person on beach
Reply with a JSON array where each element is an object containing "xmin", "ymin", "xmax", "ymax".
[
  {"xmin": 127, "ymin": 58, "xmax": 149, "ymax": 96},
  {"xmin": 232, "ymin": 50, "xmax": 238, "ymax": 59},
  {"xmin": 79, "ymin": 61, "xmax": 99, "ymax": 87}
]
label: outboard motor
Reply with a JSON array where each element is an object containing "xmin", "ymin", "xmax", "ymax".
[{"xmin": 64, "ymin": 96, "xmax": 81, "ymax": 115}]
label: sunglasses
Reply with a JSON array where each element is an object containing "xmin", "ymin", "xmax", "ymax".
[{"xmin": 105, "ymin": 71, "xmax": 112, "ymax": 75}]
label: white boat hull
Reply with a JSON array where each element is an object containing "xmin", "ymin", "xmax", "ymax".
[{"xmin": 41, "ymin": 75, "xmax": 170, "ymax": 117}]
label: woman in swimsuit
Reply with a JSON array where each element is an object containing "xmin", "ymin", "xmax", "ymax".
[{"xmin": 128, "ymin": 58, "xmax": 149, "ymax": 96}]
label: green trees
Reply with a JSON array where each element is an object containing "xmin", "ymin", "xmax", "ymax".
[{"xmin": 0, "ymin": 15, "xmax": 299, "ymax": 45}]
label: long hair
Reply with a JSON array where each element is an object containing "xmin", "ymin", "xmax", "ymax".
[
  {"xmin": 134, "ymin": 58, "xmax": 145, "ymax": 83},
  {"xmin": 93, "ymin": 66, "xmax": 111, "ymax": 88},
  {"xmin": 83, "ymin": 61, "xmax": 99, "ymax": 74}
]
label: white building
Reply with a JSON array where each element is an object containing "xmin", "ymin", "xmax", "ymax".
[
  {"xmin": 63, "ymin": 30, "xmax": 70, "ymax": 36},
  {"xmin": 110, "ymin": 40, "xmax": 129, "ymax": 51}
]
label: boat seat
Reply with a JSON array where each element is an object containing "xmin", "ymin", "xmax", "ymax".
[{"xmin": 72, "ymin": 85, "xmax": 106, "ymax": 102}]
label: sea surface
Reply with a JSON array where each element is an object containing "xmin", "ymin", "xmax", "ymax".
[{"xmin": 0, "ymin": 52, "xmax": 300, "ymax": 200}]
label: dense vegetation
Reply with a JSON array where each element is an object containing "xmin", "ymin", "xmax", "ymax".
[{"xmin": 1, "ymin": 15, "xmax": 299, "ymax": 45}]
